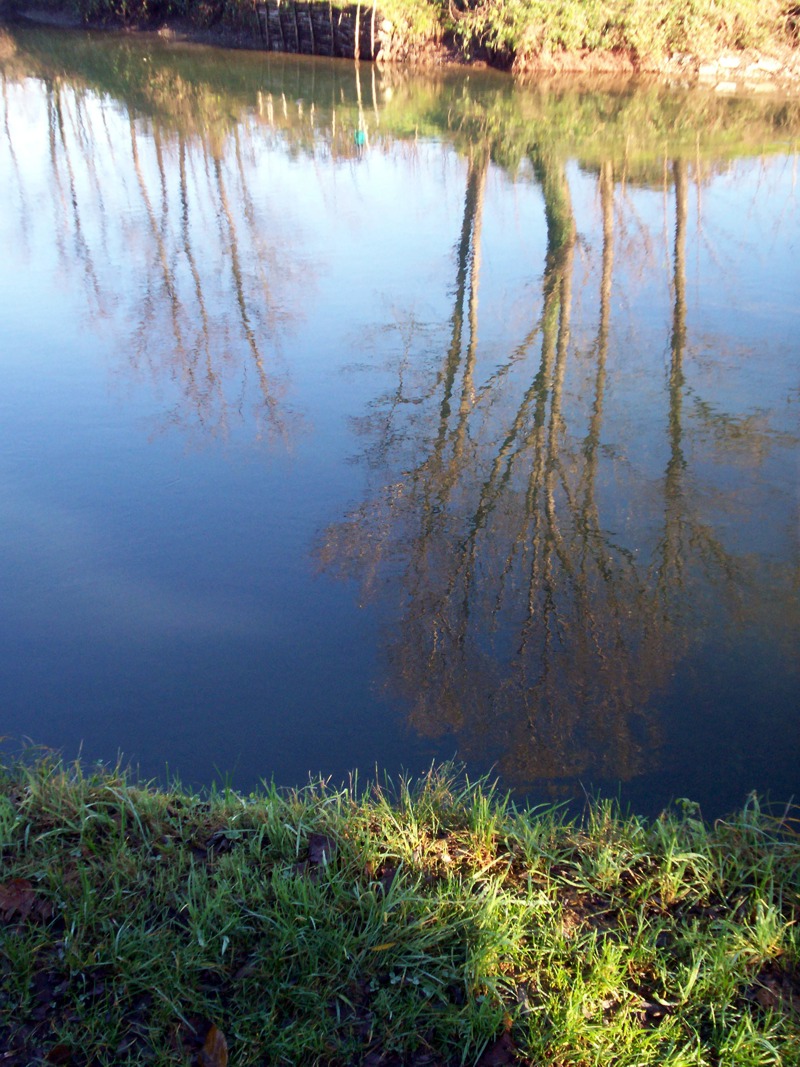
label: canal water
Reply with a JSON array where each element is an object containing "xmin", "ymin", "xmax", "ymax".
[{"xmin": 1, "ymin": 21, "xmax": 798, "ymax": 817}]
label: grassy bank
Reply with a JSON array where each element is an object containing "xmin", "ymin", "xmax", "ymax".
[
  {"xmin": 0, "ymin": 757, "xmax": 798, "ymax": 1065},
  {"xmin": 11, "ymin": 0, "xmax": 800, "ymax": 70}
]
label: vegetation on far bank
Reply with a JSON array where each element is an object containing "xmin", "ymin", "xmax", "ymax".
[
  {"xmin": 1, "ymin": 755, "xmax": 799, "ymax": 1065},
  {"xmin": 4, "ymin": 14, "xmax": 800, "ymax": 171},
  {"xmin": 9, "ymin": 0, "xmax": 800, "ymax": 70}
]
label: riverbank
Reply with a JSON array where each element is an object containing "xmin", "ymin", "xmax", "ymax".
[
  {"xmin": 1, "ymin": 756, "xmax": 798, "ymax": 1065},
  {"xmin": 5, "ymin": 0, "xmax": 800, "ymax": 86}
]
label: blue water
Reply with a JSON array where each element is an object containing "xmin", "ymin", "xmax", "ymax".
[{"xmin": 1, "ymin": 24, "xmax": 798, "ymax": 816}]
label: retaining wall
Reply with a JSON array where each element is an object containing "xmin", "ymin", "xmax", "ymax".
[{"xmin": 254, "ymin": 1, "xmax": 393, "ymax": 60}]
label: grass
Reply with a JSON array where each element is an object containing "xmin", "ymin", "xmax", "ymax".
[{"xmin": 0, "ymin": 756, "xmax": 799, "ymax": 1065}]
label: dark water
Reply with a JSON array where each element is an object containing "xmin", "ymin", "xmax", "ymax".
[{"xmin": 1, "ymin": 21, "xmax": 798, "ymax": 817}]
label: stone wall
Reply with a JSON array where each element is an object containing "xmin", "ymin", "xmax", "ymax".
[{"xmin": 254, "ymin": 1, "xmax": 389, "ymax": 61}]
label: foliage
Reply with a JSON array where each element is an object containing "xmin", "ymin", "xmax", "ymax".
[
  {"xmin": 28, "ymin": 0, "xmax": 247, "ymax": 29},
  {"xmin": 0, "ymin": 755, "xmax": 799, "ymax": 1065},
  {"xmin": 379, "ymin": 0, "xmax": 443, "ymax": 43},
  {"xmin": 445, "ymin": 0, "xmax": 791, "ymax": 62},
  {"xmin": 12, "ymin": 0, "xmax": 798, "ymax": 60},
  {"xmin": 6, "ymin": 18, "xmax": 800, "ymax": 168},
  {"xmin": 31, "ymin": 0, "xmax": 438, "ymax": 38},
  {"xmin": 74, "ymin": 0, "xmax": 185, "ymax": 24}
]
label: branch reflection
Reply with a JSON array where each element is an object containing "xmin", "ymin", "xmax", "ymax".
[{"xmin": 318, "ymin": 144, "xmax": 797, "ymax": 796}]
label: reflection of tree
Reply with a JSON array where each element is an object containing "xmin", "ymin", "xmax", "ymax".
[
  {"xmin": 319, "ymin": 148, "xmax": 794, "ymax": 795},
  {"xmin": 320, "ymin": 148, "xmax": 657, "ymax": 790},
  {"xmin": 2, "ymin": 68, "xmax": 301, "ymax": 444},
  {"xmin": 649, "ymin": 160, "xmax": 768, "ymax": 639},
  {"xmin": 655, "ymin": 159, "xmax": 690, "ymax": 617},
  {"xmin": 492, "ymin": 155, "xmax": 658, "ymax": 788},
  {"xmin": 3, "ymin": 29, "xmax": 797, "ymax": 794},
  {"xmin": 48, "ymin": 79, "xmax": 104, "ymax": 308},
  {"xmin": 124, "ymin": 106, "xmax": 295, "ymax": 442}
]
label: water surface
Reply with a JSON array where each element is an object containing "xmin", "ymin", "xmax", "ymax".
[{"xmin": 1, "ymin": 22, "xmax": 798, "ymax": 816}]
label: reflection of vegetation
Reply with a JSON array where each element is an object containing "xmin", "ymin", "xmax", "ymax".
[
  {"xmin": 4, "ymin": 21, "xmax": 800, "ymax": 168},
  {"xmin": 318, "ymin": 137, "xmax": 798, "ymax": 793},
  {"xmin": 2, "ymin": 25, "xmax": 798, "ymax": 791},
  {"xmin": 10, "ymin": 0, "xmax": 800, "ymax": 69},
  {"xmin": 4, "ymin": 24, "xmax": 799, "ymax": 421},
  {"xmin": 11, "ymin": 20, "xmax": 797, "ymax": 451},
  {"xmin": 2, "ymin": 36, "xmax": 305, "ymax": 440}
]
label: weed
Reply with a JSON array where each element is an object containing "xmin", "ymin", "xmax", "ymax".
[{"xmin": 0, "ymin": 757, "xmax": 798, "ymax": 1065}]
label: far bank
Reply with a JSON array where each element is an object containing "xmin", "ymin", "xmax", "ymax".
[{"xmin": 5, "ymin": 0, "xmax": 800, "ymax": 89}]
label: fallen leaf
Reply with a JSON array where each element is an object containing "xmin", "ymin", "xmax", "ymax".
[
  {"xmin": 197, "ymin": 1024, "xmax": 228, "ymax": 1067},
  {"xmin": 0, "ymin": 878, "xmax": 36, "ymax": 921},
  {"xmin": 45, "ymin": 1044, "xmax": 74, "ymax": 1064},
  {"xmin": 476, "ymin": 1030, "xmax": 518, "ymax": 1066}
]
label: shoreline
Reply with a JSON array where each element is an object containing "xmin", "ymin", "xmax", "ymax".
[{"xmin": 6, "ymin": 3, "xmax": 800, "ymax": 93}]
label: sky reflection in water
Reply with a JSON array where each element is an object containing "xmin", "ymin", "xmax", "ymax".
[{"xmin": 0, "ymin": 22, "xmax": 798, "ymax": 816}]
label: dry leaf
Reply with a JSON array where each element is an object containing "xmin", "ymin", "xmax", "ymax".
[
  {"xmin": 45, "ymin": 1044, "xmax": 74, "ymax": 1065},
  {"xmin": 476, "ymin": 1030, "xmax": 518, "ymax": 1066},
  {"xmin": 198, "ymin": 1024, "xmax": 228, "ymax": 1067},
  {"xmin": 0, "ymin": 878, "xmax": 37, "ymax": 921}
]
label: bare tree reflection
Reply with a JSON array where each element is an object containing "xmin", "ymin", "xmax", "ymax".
[
  {"xmin": 318, "ymin": 147, "xmax": 795, "ymax": 795},
  {"xmin": 124, "ymin": 108, "xmax": 296, "ymax": 442},
  {"xmin": 648, "ymin": 160, "xmax": 774, "ymax": 639},
  {"xmin": 2, "ymin": 32, "xmax": 797, "ymax": 797},
  {"xmin": 2, "ymin": 68, "xmax": 302, "ymax": 445}
]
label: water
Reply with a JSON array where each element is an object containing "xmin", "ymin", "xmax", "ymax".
[{"xmin": 1, "ymin": 21, "xmax": 798, "ymax": 817}]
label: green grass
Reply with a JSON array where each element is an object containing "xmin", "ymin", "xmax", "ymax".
[{"xmin": 1, "ymin": 756, "xmax": 799, "ymax": 1065}]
